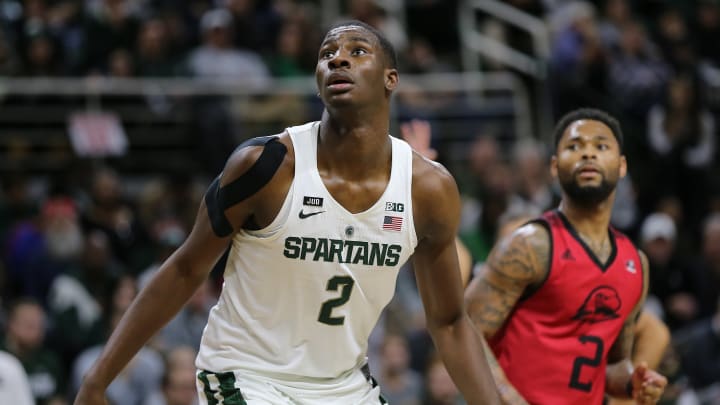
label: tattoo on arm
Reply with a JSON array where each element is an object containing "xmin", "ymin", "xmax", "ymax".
[{"xmin": 467, "ymin": 224, "xmax": 550, "ymax": 337}]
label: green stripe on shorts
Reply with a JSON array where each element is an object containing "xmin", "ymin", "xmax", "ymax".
[{"xmin": 198, "ymin": 370, "xmax": 247, "ymax": 405}]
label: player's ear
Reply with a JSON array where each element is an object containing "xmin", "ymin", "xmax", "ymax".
[
  {"xmin": 550, "ymin": 155, "xmax": 558, "ymax": 179},
  {"xmin": 619, "ymin": 154, "xmax": 627, "ymax": 179},
  {"xmin": 385, "ymin": 68, "xmax": 398, "ymax": 92}
]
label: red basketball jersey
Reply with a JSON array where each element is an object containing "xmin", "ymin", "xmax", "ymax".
[{"xmin": 489, "ymin": 210, "xmax": 643, "ymax": 405}]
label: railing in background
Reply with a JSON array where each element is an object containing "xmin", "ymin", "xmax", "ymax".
[
  {"xmin": 0, "ymin": 72, "xmax": 531, "ymax": 189},
  {"xmin": 458, "ymin": 0, "xmax": 552, "ymax": 141}
]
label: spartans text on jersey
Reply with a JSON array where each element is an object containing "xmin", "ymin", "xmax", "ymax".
[{"xmin": 283, "ymin": 237, "xmax": 401, "ymax": 266}]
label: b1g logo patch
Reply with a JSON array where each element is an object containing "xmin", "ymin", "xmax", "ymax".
[
  {"xmin": 571, "ymin": 285, "xmax": 621, "ymax": 323},
  {"xmin": 385, "ymin": 202, "xmax": 404, "ymax": 212}
]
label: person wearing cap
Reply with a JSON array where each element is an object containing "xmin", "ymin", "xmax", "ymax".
[
  {"xmin": 641, "ymin": 212, "xmax": 702, "ymax": 330},
  {"xmin": 186, "ymin": 8, "xmax": 270, "ymax": 82},
  {"xmin": 185, "ymin": 7, "xmax": 273, "ymax": 175}
]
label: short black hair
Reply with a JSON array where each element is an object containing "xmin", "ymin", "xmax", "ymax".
[
  {"xmin": 325, "ymin": 20, "xmax": 398, "ymax": 69},
  {"xmin": 552, "ymin": 108, "xmax": 624, "ymax": 152}
]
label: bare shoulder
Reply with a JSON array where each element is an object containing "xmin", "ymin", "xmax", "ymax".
[
  {"xmin": 411, "ymin": 151, "xmax": 459, "ymax": 211},
  {"xmin": 486, "ymin": 222, "xmax": 551, "ymax": 285},
  {"xmin": 410, "ymin": 151, "xmax": 460, "ymax": 241}
]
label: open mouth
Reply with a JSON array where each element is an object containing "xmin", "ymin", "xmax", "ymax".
[
  {"xmin": 327, "ymin": 74, "xmax": 354, "ymax": 90},
  {"xmin": 329, "ymin": 78, "xmax": 352, "ymax": 85}
]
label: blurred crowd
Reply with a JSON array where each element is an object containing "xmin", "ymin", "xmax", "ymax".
[
  {"xmin": 1, "ymin": 0, "xmax": 720, "ymax": 404},
  {"xmin": 0, "ymin": 0, "xmax": 464, "ymax": 79}
]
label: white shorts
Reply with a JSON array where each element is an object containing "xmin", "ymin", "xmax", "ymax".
[{"xmin": 196, "ymin": 365, "xmax": 387, "ymax": 405}]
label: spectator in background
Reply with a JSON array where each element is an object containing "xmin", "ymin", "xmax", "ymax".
[
  {"xmin": 609, "ymin": 175, "xmax": 639, "ymax": 233},
  {"xmin": 686, "ymin": 213, "xmax": 720, "ymax": 321},
  {"xmin": 459, "ymin": 160, "xmax": 514, "ymax": 264},
  {"xmin": 3, "ymin": 196, "xmax": 82, "ymax": 306},
  {"xmin": 548, "ymin": 1, "xmax": 610, "ymax": 117},
  {"xmin": 401, "ymin": 37, "xmax": 455, "ymax": 74},
  {"xmin": 0, "ymin": 172, "xmax": 37, "ymax": 249},
  {"xmin": 47, "ymin": 229, "xmax": 124, "ymax": 368},
  {"xmin": 378, "ymin": 334, "xmax": 423, "ymax": 405},
  {"xmin": 607, "ymin": 20, "xmax": 669, "ymax": 118},
  {"xmin": 640, "ymin": 212, "xmax": 704, "ymax": 330},
  {"xmin": 82, "ymin": 0, "xmax": 140, "ymax": 74},
  {"xmin": 597, "ymin": 0, "xmax": 634, "ymax": 51},
  {"xmin": 0, "ymin": 29, "xmax": 21, "ymax": 75},
  {"xmin": 1, "ymin": 298, "xmax": 66, "ymax": 405},
  {"xmin": 23, "ymin": 32, "xmax": 63, "ymax": 76},
  {"xmin": 423, "ymin": 353, "xmax": 462, "ymax": 405},
  {"xmin": 107, "ymin": 48, "xmax": 134, "ymax": 77},
  {"xmin": 151, "ymin": 278, "xmax": 215, "ymax": 353},
  {"xmin": 694, "ymin": 0, "xmax": 720, "ymax": 66},
  {"xmin": 459, "ymin": 134, "xmax": 501, "ymax": 233},
  {"xmin": 81, "ymin": 166, "xmax": 147, "ymax": 271},
  {"xmin": 134, "ymin": 176, "xmax": 205, "ymax": 241},
  {"xmin": 646, "ymin": 73, "xmax": 716, "ymax": 232},
  {"xmin": 143, "ymin": 345, "xmax": 200, "ymax": 405},
  {"xmin": 135, "ymin": 17, "xmax": 177, "ymax": 77},
  {"xmin": 18, "ymin": 0, "xmax": 85, "ymax": 74},
  {"xmin": 0, "ymin": 350, "xmax": 34, "ymax": 405},
  {"xmin": 71, "ymin": 275, "xmax": 164, "ymax": 405},
  {"xmin": 673, "ymin": 297, "xmax": 720, "ymax": 400},
  {"xmin": 509, "ymin": 139, "xmax": 554, "ymax": 213},
  {"xmin": 71, "ymin": 336, "xmax": 158, "ymax": 404},
  {"xmin": 185, "ymin": 8, "xmax": 270, "ymax": 174},
  {"xmin": 226, "ymin": 0, "xmax": 282, "ymax": 55},
  {"xmin": 266, "ymin": 19, "xmax": 312, "ymax": 77},
  {"xmin": 653, "ymin": 7, "xmax": 695, "ymax": 72},
  {"xmin": 138, "ymin": 218, "xmax": 187, "ymax": 289},
  {"xmin": 186, "ymin": 8, "xmax": 270, "ymax": 82}
]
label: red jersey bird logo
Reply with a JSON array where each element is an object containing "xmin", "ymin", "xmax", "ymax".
[{"xmin": 572, "ymin": 286, "xmax": 622, "ymax": 323}]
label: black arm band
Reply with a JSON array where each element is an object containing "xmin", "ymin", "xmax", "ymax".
[
  {"xmin": 204, "ymin": 136, "xmax": 287, "ymax": 237},
  {"xmin": 205, "ymin": 176, "xmax": 233, "ymax": 237}
]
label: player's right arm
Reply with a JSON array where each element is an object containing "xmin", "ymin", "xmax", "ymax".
[
  {"xmin": 74, "ymin": 136, "xmax": 294, "ymax": 405},
  {"xmin": 464, "ymin": 223, "xmax": 550, "ymax": 404}
]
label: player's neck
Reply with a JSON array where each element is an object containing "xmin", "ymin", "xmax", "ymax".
[
  {"xmin": 558, "ymin": 197, "xmax": 614, "ymax": 241},
  {"xmin": 318, "ymin": 111, "xmax": 392, "ymax": 176}
]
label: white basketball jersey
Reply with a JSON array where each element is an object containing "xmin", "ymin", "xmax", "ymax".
[{"xmin": 196, "ymin": 121, "xmax": 418, "ymax": 379}]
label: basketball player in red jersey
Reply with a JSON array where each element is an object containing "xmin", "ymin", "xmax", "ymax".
[{"xmin": 465, "ymin": 108, "xmax": 667, "ymax": 405}]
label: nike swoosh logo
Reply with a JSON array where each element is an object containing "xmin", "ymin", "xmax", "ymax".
[{"xmin": 299, "ymin": 210, "xmax": 326, "ymax": 219}]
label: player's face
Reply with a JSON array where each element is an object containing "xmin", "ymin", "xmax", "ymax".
[
  {"xmin": 315, "ymin": 26, "xmax": 397, "ymax": 106},
  {"xmin": 551, "ymin": 119, "xmax": 627, "ymax": 206}
]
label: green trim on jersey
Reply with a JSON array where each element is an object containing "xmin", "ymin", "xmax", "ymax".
[{"xmin": 198, "ymin": 370, "xmax": 247, "ymax": 405}]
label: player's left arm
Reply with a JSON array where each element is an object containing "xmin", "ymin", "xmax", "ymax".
[
  {"xmin": 606, "ymin": 309, "xmax": 671, "ymax": 405},
  {"xmin": 411, "ymin": 156, "xmax": 500, "ymax": 405},
  {"xmin": 605, "ymin": 251, "xmax": 667, "ymax": 403}
]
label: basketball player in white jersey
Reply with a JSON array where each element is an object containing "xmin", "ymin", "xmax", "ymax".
[{"xmin": 74, "ymin": 20, "xmax": 500, "ymax": 405}]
